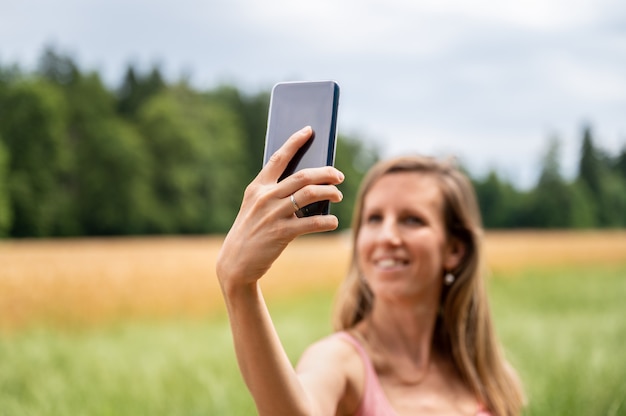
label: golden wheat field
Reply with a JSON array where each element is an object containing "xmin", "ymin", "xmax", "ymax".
[{"xmin": 1, "ymin": 231, "xmax": 625, "ymax": 332}]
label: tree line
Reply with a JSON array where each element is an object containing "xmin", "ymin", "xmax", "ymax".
[
  {"xmin": 473, "ymin": 128, "xmax": 626, "ymax": 229},
  {"xmin": 0, "ymin": 48, "xmax": 624, "ymax": 238},
  {"xmin": 0, "ymin": 48, "xmax": 378, "ymax": 237}
]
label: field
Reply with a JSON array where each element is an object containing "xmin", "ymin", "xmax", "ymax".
[{"xmin": 1, "ymin": 231, "xmax": 626, "ymax": 415}]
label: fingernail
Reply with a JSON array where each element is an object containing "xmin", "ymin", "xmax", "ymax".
[
  {"xmin": 300, "ymin": 126, "xmax": 312, "ymax": 134},
  {"xmin": 338, "ymin": 171, "xmax": 345, "ymax": 182}
]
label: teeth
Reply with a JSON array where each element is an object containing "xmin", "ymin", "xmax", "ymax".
[{"xmin": 377, "ymin": 259, "xmax": 403, "ymax": 268}]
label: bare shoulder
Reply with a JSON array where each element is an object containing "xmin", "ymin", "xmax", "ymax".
[
  {"xmin": 299, "ymin": 333, "xmax": 359, "ymax": 364},
  {"xmin": 296, "ymin": 333, "xmax": 365, "ymax": 416}
]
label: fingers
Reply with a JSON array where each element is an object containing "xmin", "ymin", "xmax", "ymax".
[
  {"xmin": 277, "ymin": 166, "xmax": 344, "ymax": 198},
  {"xmin": 282, "ymin": 185, "xmax": 343, "ymax": 234},
  {"xmin": 261, "ymin": 126, "xmax": 313, "ymax": 181},
  {"xmin": 251, "ymin": 125, "xmax": 344, "ymax": 236},
  {"xmin": 294, "ymin": 213, "xmax": 340, "ymax": 235},
  {"xmin": 260, "ymin": 126, "xmax": 344, "ymax": 187},
  {"xmin": 286, "ymin": 185, "xmax": 343, "ymax": 217}
]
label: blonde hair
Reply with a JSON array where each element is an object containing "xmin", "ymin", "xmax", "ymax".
[{"xmin": 332, "ymin": 155, "xmax": 524, "ymax": 415}]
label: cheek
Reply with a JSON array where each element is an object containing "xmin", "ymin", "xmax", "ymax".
[
  {"xmin": 410, "ymin": 234, "xmax": 448, "ymax": 270},
  {"xmin": 355, "ymin": 228, "xmax": 380, "ymax": 273},
  {"xmin": 354, "ymin": 233, "xmax": 369, "ymax": 266}
]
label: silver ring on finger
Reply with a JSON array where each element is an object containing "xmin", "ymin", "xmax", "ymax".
[{"xmin": 290, "ymin": 193, "xmax": 304, "ymax": 218}]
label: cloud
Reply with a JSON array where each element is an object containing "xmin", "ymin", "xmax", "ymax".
[{"xmin": 1, "ymin": 0, "xmax": 624, "ymax": 188}]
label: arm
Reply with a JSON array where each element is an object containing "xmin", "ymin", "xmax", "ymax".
[
  {"xmin": 222, "ymin": 283, "xmax": 354, "ymax": 416},
  {"xmin": 297, "ymin": 336, "xmax": 364, "ymax": 416},
  {"xmin": 216, "ymin": 126, "xmax": 346, "ymax": 415}
]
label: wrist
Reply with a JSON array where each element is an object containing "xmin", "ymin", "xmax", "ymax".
[{"xmin": 219, "ymin": 275, "xmax": 260, "ymax": 303}]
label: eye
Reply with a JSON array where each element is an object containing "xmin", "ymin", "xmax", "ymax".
[
  {"xmin": 403, "ymin": 215, "xmax": 425, "ymax": 226},
  {"xmin": 364, "ymin": 213, "xmax": 383, "ymax": 224}
]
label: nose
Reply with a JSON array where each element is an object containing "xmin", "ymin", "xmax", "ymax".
[{"xmin": 378, "ymin": 217, "xmax": 402, "ymax": 246}]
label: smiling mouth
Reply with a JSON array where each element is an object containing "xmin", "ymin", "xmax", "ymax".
[{"xmin": 375, "ymin": 258, "xmax": 409, "ymax": 269}]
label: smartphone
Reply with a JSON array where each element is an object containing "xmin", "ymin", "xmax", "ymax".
[{"xmin": 263, "ymin": 80, "xmax": 340, "ymax": 217}]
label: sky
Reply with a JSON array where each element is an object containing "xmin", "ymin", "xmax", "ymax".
[{"xmin": 2, "ymin": 0, "xmax": 625, "ymax": 187}]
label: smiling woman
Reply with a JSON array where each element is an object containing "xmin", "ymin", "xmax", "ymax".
[
  {"xmin": 355, "ymin": 173, "xmax": 459, "ymax": 304},
  {"xmin": 216, "ymin": 127, "xmax": 524, "ymax": 416},
  {"xmin": 331, "ymin": 156, "xmax": 524, "ymax": 416}
]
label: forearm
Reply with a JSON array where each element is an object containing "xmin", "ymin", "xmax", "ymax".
[
  {"xmin": 222, "ymin": 281, "xmax": 313, "ymax": 416},
  {"xmin": 213, "ymin": 127, "xmax": 345, "ymax": 415}
]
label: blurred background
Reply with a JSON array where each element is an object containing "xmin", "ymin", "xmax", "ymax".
[
  {"xmin": 1, "ymin": 1, "xmax": 625, "ymax": 415},
  {"xmin": 1, "ymin": 0, "xmax": 626, "ymax": 236}
]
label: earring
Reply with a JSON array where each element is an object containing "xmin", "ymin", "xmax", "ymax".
[{"xmin": 444, "ymin": 272, "xmax": 455, "ymax": 286}]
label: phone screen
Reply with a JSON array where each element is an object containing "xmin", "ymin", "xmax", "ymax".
[{"xmin": 263, "ymin": 81, "xmax": 340, "ymax": 216}]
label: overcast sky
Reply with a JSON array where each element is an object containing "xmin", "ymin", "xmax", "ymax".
[{"xmin": 2, "ymin": 0, "xmax": 625, "ymax": 187}]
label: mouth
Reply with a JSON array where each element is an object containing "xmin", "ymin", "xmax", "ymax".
[{"xmin": 375, "ymin": 258, "xmax": 409, "ymax": 269}]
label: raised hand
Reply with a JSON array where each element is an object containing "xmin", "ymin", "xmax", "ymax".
[{"xmin": 216, "ymin": 126, "xmax": 345, "ymax": 292}]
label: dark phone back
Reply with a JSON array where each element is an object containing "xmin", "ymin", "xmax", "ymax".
[{"xmin": 263, "ymin": 81, "xmax": 340, "ymax": 216}]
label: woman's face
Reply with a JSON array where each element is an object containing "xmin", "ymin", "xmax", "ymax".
[{"xmin": 356, "ymin": 172, "xmax": 461, "ymax": 304}]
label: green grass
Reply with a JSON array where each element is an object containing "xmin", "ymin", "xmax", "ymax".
[
  {"xmin": 490, "ymin": 264, "xmax": 626, "ymax": 415},
  {"xmin": 0, "ymin": 317, "xmax": 253, "ymax": 416},
  {"xmin": 1, "ymin": 267, "xmax": 625, "ymax": 415}
]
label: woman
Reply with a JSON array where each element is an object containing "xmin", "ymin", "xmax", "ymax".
[{"xmin": 216, "ymin": 126, "xmax": 524, "ymax": 415}]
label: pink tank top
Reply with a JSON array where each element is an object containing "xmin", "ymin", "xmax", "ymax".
[{"xmin": 335, "ymin": 332, "xmax": 491, "ymax": 416}]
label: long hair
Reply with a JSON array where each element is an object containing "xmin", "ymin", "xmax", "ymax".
[{"xmin": 332, "ymin": 155, "xmax": 524, "ymax": 415}]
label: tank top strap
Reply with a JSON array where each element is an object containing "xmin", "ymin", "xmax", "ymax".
[
  {"xmin": 334, "ymin": 332, "xmax": 490, "ymax": 416},
  {"xmin": 333, "ymin": 331, "xmax": 397, "ymax": 416}
]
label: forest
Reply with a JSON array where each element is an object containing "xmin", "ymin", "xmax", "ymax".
[{"xmin": 0, "ymin": 48, "xmax": 624, "ymax": 238}]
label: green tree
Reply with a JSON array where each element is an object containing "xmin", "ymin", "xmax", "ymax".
[
  {"xmin": 578, "ymin": 125, "xmax": 603, "ymax": 195},
  {"xmin": 566, "ymin": 181, "xmax": 597, "ymax": 228},
  {"xmin": 74, "ymin": 117, "xmax": 153, "ymax": 235},
  {"xmin": 117, "ymin": 65, "xmax": 166, "ymax": 118},
  {"xmin": 612, "ymin": 147, "xmax": 626, "ymax": 225},
  {"xmin": 37, "ymin": 46, "xmax": 79, "ymax": 86},
  {"xmin": 610, "ymin": 146, "xmax": 626, "ymax": 180},
  {"xmin": 473, "ymin": 170, "xmax": 525, "ymax": 228},
  {"xmin": 596, "ymin": 172, "xmax": 626, "ymax": 227},
  {"xmin": 577, "ymin": 125, "xmax": 626, "ymax": 227},
  {"xmin": 0, "ymin": 61, "xmax": 22, "ymax": 84},
  {"xmin": 137, "ymin": 84, "xmax": 248, "ymax": 233},
  {"xmin": 0, "ymin": 137, "xmax": 11, "ymax": 236},
  {"xmin": 527, "ymin": 138, "xmax": 595, "ymax": 228},
  {"xmin": 333, "ymin": 135, "xmax": 379, "ymax": 229},
  {"xmin": 0, "ymin": 79, "xmax": 72, "ymax": 236},
  {"xmin": 0, "ymin": 66, "xmax": 13, "ymax": 237},
  {"xmin": 208, "ymin": 86, "xmax": 270, "ymax": 185},
  {"xmin": 61, "ymin": 72, "xmax": 155, "ymax": 235}
]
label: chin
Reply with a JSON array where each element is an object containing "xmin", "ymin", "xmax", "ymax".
[{"xmin": 369, "ymin": 279, "xmax": 440, "ymax": 306}]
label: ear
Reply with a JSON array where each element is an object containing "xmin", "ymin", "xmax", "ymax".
[{"xmin": 443, "ymin": 236, "xmax": 466, "ymax": 272}]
